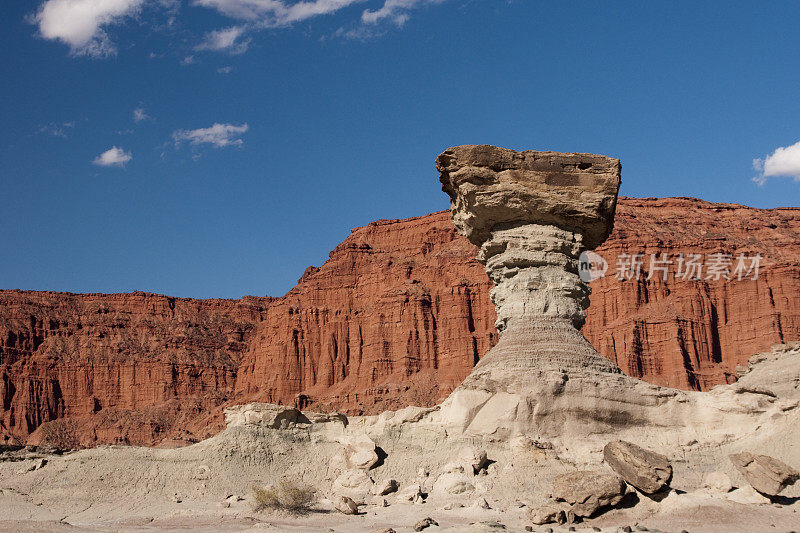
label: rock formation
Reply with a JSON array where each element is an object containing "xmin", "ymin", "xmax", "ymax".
[
  {"xmin": 437, "ymin": 144, "xmax": 622, "ymax": 380},
  {"xmin": 434, "ymin": 145, "xmax": 651, "ymax": 436},
  {"xmin": 1, "ymin": 144, "xmax": 800, "ymax": 530},
  {"xmin": 1, "ymin": 194, "xmax": 799, "ymax": 445}
]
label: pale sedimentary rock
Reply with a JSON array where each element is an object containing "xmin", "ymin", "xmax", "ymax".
[
  {"xmin": 729, "ymin": 452, "xmax": 800, "ymax": 496},
  {"xmin": 603, "ymin": 440, "xmax": 672, "ymax": 494},
  {"xmin": 552, "ymin": 470, "xmax": 626, "ymax": 517},
  {"xmin": 435, "ymin": 145, "xmax": 638, "ymax": 436},
  {"xmin": 437, "ymin": 144, "xmax": 622, "ymax": 379}
]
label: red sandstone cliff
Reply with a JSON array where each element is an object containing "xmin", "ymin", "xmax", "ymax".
[{"xmin": 2, "ymin": 197, "xmax": 799, "ymax": 446}]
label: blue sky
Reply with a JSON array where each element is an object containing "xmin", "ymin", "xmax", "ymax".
[{"xmin": 2, "ymin": 0, "xmax": 799, "ymax": 299}]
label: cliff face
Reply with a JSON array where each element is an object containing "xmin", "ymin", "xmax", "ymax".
[
  {"xmin": 0, "ymin": 292, "xmax": 272, "ymax": 446},
  {"xmin": 584, "ymin": 198, "xmax": 800, "ymax": 389},
  {"xmin": 2, "ymin": 198, "xmax": 799, "ymax": 446}
]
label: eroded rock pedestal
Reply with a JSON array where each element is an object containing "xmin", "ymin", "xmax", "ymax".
[
  {"xmin": 437, "ymin": 144, "xmax": 622, "ymax": 380},
  {"xmin": 434, "ymin": 145, "xmax": 670, "ymax": 437}
]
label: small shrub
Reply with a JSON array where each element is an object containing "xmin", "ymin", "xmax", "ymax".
[{"xmin": 252, "ymin": 480, "xmax": 315, "ymax": 514}]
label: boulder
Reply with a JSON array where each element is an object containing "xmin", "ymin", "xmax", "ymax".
[
  {"xmin": 344, "ymin": 434, "xmax": 379, "ymax": 470},
  {"xmin": 729, "ymin": 452, "xmax": 800, "ymax": 496},
  {"xmin": 333, "ymin": 495, "xmax": 359, "ymax": 515},
  {"xmin": 603, "ymin": 440, "xmax": 672, "ymax": 494},
  {"xmin": 552, "ymin": 470, "xmax": 626, "ymax": 517}
]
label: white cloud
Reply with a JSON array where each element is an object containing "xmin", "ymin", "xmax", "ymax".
[
  {"xmin": 753, "ymin": 140, "xmax": 800, "ymax": 186},
  {"xmin": 196, "ymin": 25, "xmax": 251, "ymax": 54},
  {"xmin": 132, "ymin": 107, "xmax": 150, "ymax": 122},
  {"xmin": 192, "ymin": 0, "xmax": 366, "ymax": 26},
  {"xmin": 172, "ymin": 123, "xmax": 249, "ymax": 148},
  {"xmin": 93, "ymin": 146, "xmax": 132, "ymax": 166},
  {"xmin": 32, "ymin": 0, "xmax": 144, "ymax": 57},
  {"xmin": 362, "ymin": 0, "xmax": 444, "ymax": 26},
  {"xmin": 217, "ymin": 65, "xmax": 234, "ymax": 74},
  {"xmin": 180, "ymin": 54, "xmax": 198, "ymax": 65}
]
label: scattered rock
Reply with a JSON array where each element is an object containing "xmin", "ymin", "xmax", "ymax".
[
  {"xmin": 371, "ymin": 529, "xmax": 396, "ymax": 533},
  {"xmin": 374, "ymin": 478, "xmax": 399, "ymax": 496},
  {"xmin": 459, "ymin": 447, "xmax": 489, "ymax": 474},
  {"xmin": 17, "ymin": 458, "xmax": 47, "ymax": 474},
  {"xmin": 552, "ymin": 470, "xmax": 626, "ymax": 517},
  {"xmin": 397, "ymin": 483, "xmax": 424, "ymax": 502},
  {"xmin": 529, "ymin": 502, "xmax": 568, "ymax": 525},
  {"xmin": 223, "ymin": 403, "xmax": 305, "ymax": 429},
  {"xmin": 729, "ymin": 452, "xmax": 800, "ymax": 496},
  {"xmin": 603, "ymin": 440, "xmax": 672, "ymax": 494},
  {"xmin": 414, "ymin": 517, "xmax": 438, "ymax": 531},
  {"xmin": 333, "ymin": 495, "xmax": 359, "ymax": 515},
  {"xmin": 441, "ymin": 462, "xmax": 465, "ymax": 474}
]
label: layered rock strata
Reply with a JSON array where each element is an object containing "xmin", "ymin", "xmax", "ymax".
[
  {"xmin": 2, "ymin": 195, "xmax": 800, "ymax": 445},
  {"xmin": 436, "ymin": 144, "xmax": 622, "ymax": 385}
]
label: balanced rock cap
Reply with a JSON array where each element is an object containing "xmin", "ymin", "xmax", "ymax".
[{"xmin": 436, "ymin": 144, "xmax": 622, "ymax": 250}]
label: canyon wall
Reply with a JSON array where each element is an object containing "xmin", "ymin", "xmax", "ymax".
[{"xmin": 2, "ymin": 198, "xmax": 799, "ymax": 446}]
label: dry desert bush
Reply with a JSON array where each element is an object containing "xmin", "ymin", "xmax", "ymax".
[{"xmin": 252, "ymin": 480, "xmax": 316, "ymax": 514}]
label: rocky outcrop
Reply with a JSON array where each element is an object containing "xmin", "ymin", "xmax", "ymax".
[{"xmin": 1, "ymin": 193, "xmax": 799, "ymax": 445}]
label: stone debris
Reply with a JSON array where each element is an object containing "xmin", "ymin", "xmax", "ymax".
[
  {"xmin": 459, "ymin": 447, "xmax": 489, "ymax": 474},
  {"xmin": 397, "ymin": 483, "xmax": 424, "ymax": 502},
  {"xmin": 413, "ymin": 517, "xmax": 438, "ymax": 531},
  {"xmin": 552, "ymin": 470, "xmax": 626, "ymax": 517},
  {"xmin": 729, "ymin": 452, "xmax": 800, "ymax": 496},
  {"xmin": 529, "ymin": 502, "xmax": 572, "ymax": 525},
  {"xmin": 603, "ymin": 440, "xmax": 672, "ymax": 494},
  {"xmin": 333, "ymin": 495, "xmax": 359, "ymax": 515}
]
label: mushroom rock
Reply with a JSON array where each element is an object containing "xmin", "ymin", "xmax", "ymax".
[
  {"xmin": 437, "ymin": 144, "xmax": 622, "ymax": 376},
  {"xmin": 433, "ymin": 145, "xmax": 678, "ymax": 438}
]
